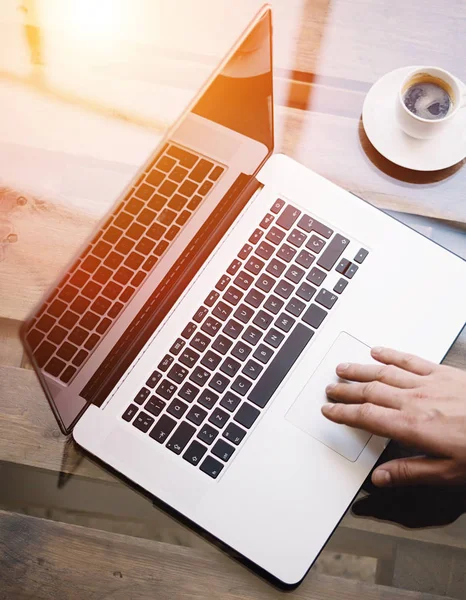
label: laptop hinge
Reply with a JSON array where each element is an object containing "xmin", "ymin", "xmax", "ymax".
[{"xmin": 78, "ymin": 173, "xmax": 261, "ymax": 412}]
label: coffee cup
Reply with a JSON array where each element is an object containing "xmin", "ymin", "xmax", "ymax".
[{"xmin": 396, "ymin": 66, "xmax": 466, "ymax": 139}]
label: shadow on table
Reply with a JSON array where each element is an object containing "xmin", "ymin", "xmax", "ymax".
[
  {"xmin": 355, "ymin": 442, "xmax": 466, "ymax": 528},
  {"xmin": 358, "ymin": 118, "xmax": 465, "ymax": 184}
]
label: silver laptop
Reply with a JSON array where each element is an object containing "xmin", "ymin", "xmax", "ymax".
[{"xmin": 23, "ymin": 5, "xmax": 466, "ymax": 587}]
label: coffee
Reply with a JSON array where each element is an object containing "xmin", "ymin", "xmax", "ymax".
[{"xmin": 402, "ymin": 74, "xmax": 453, "ymax": 120}]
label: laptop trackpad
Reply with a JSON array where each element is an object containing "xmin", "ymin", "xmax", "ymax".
[{"xmin": 286, "ymin": 332, "xmax": 374, "ymax": 462}]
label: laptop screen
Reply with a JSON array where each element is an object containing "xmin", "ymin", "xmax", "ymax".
[{"xmin": 192, "ymin": 9, "xmax": 274, "ymax": 153}]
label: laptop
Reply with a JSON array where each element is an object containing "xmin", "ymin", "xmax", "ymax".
[{"xmin": 23, "ymin": 5, "xmax": 466, "ymax": 587}]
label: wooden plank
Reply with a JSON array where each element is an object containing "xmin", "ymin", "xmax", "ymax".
[
  {"xmin": 0, "ymin": 318, "xmax": 23, "ymax": 367},
  {"xmin": 0, "ymin": 509, "xmax": 455, "ymax": 600}
]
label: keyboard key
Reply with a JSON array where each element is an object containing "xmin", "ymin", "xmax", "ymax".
[
  {"xmin": 84, "ymin": 334, "xmax": 100, "ymax": 351},
  {"xmin": 145, "ymin": 397, "xmax": 166, "ymax": 418},
  {"xmin": 170, "ymin": 338, "xmax": 185, "ymax": 355},
  {"xmin": 179, "ymin": 382, "xmax": 200, "ymax": 403},
  {"xmin": 190, "ymin": 332, "xmax": 209, "ymax": 353},
  {"xmin": 69, "ymin": 326, "xmax": 88, "ymax": 346},
  {"xmin": 244, "ymin": 256, "xmax": 264, "ymax": 276},
  {"xmin": 212, "ymin": 439, "xmax": 235, "ymax": 462},
  {"xmin": 233, "ymin": 304, "xmax": 254, "ymax": 324},
  {"xmin": 131, "ymin": 269, "xmax": 147, "ymax": 286},
  {"xmin": 44, "ymin": 357, "xmax": 66, "ymax": 377},
  {"xmin": 198, "ymin": 424, "xmax": 219, "ymax": 445},
  {"xmin": 223, "ymin": 423, "xmax": 246, "ymax": 445},
  {"xmin": 244, "ymin": 288, "xmax": 265, "ymax": 309},
  {"xmin": 176, "ymin": 210, "xmax": 191, "ymax": 226},
  {"xmin": 263, "ymin": 295, "xmax": 284, "ymax": 315},
  {"xmin": 186, "ymin": 406, "xmax": 208, "ymax": 426},
  {"xmin": 26, "ymin": 328, "xmax": 44, "ymax": 351},
  {"xmin": 209, "ymin": 165, "xmax": 224, "ymax": 181},
  {"xmin": 317, "ymin": 233, "xmax": 350, "ymax": 271},
  {"xmin": 156, "ymin": 380, "xmax": 177, "ymax": 400},
  {"xmin": 126, "ymin": 198, "xmax": 144, "ymax": 215},
  {"xmin": 249, "ymin": 228, "xmax": 263, "ymax": 244},
  {"xmin": 191, "ymin": 159, "xmax": 213, "ymax": 182},
  {"xmin": 209, "ymin": 373, "xmax": 230, "ymax": 394},
  {"xmin": 103, "ymin": 227, "xmax": 123, "ymax": 245},
  {"xmin": 238, "ymin": 244, "xmax": 253, "ymax": 260},
  {"xmin": 306, "ymin": 235, "xmax": 326, "ymax": 254},
  {"xmin": 256, "ymin": 241, "xmax": 274, "ymax": 261},
  {"xmin": 249, "ymin": 323, "xmax": 314, "ymax": 409},
  {"xmin": 81, "ymin": 256, "xmax": 99, "ymax": 275},
  {"xmin": 242, "ymin": 325, "xmax": 262, "ymax": 346},
  {"xmin": 61, "ymin": 365, "xmax": 78, "ymax": 383},
  {"xmin": 82, "ymin": 281, "xmax": 103, "ymax": 300},
  {"xmin": 193, "ymin": 306, "xmax": 208, "ymax": 323},
  {"xmin": 158, "ymin": 208, "xmax": 177, "ymax": 226},
  {"xmin": 167, "ymin": 145, "xmax": 198, "ymax": 168},
  {"xmin": 260, "ymin": 213, "xmax": 274, "ymax": 229},
  {"xmin": 200, "ymin": 455, "xmax": 224, "ymax": 479},
  {"xmin": 133, "ymin": 411, "xmax": 155, "ymax": 433},
  {"xmin": 270, "ymin": 198, "xmax": 285, "ymax": 214},
  {"xmin": 256, "ymin": 274, "xmax": 275, "ymax": 293},
  {"xmin": 198, "ymin": 389, "xmax": 219, "ymax": 410},
  {"xmin": 223, "ymin": 286, "xmax": 243, "ymax": 306},
  {"xmin": 57, "ymin": 341, "xmax": 78, "ymax": 361},
  {"xmin": 146, "ymin": 370, "xmax": 162, "ymax": 388},
  {"xmin": 266, "ymin": 258, "xmax": 286, "ymax": 278},
  {"xmin": 276, "ymin": 205, "xmax": 301, "ymax": 230},
  {"xmin": 115, "ymin": 237, "xmax": 135, "ymax": 254},
  {"xmin": 167, "ymin": 225, "xmax": 181, "ymax": 241},
  {"xmin": 296, "ymin": 249, "xmax": 315, "ymax": 269},
  {"xmin": 166, "ymin": 422, "xmax": 196, "ymax": 454},
  {"xmin": 242, "ymin": 359, "xmax": 263, "ymax": 380},
  {"xmin": 212, "ymin": 334, "xmax": 232, "ymax": 355},
  {"xmin": 114, "ymin": 267, "xmax": 133, "ymax": 285},
  {"xmin": 220, "ymin": 356, "xmax": 241, "ymax": 377},
  {"xmin": 122, "ymin": 404, "xmax": 138, "ymax": 422},
  {"xmin": 181, "ymin": 322, "xmax": 197, "ymax": 339},
  {"xmin": 134, "ymin": 387, "xmax": 151, "ymax": 405},
  {"xmin": 336, "ymin": 258, "xmax": 351, "ymax": 274},
  {"xmin": 285, "ymin": 297, "xmax": 306, "ymax": 317},
  {"xmin": 220, "ymin": 391, "xmax": 241, "ymax": 412},
  {"xmin": 201, "ymin": 351, "xmax": 222, "ymax": 371},
  {"xmin": 209, "ymin": 407, "xmax": 229, "ymax": 428},
  {"xmin": 135, "ymin": 183, "xmax": 155, "ymax": 201},
  {"xmin": 187, "ymin": 195, "xmax": 203, "ymax": 211},
  {"xmin": 190, "ymin": 366, "xmax": 210, "ymax": 386},
  {"xmin": 275, "ymin": 313, "xmax": 296, "ymax": 333},
  {"xmin": 234, "ymin": 271, "xmax": 254, "ymax": 291},
  {"xmin": 215, "ymin": 274, "xmax": 231, "ymax": 292},
  {"xmin": 297, "ymin": 215, "xmax": 333, "ymax": 238},
  {"xmin": 198, "ymin": 180, "xmax": 214, "ymax": 196},
  {"xmin": 334, "ymin": 278, "xmax": 348, "ymax": 294},
  {"xmin": 183, "ymin": 441, "xmax": 208, "ymax": 466},
  {"xmin": 234, "ymin": 402, "xmax": 260, "ymax": 428},
  {"xmin": 149, "ymin": 415, "xmax": 177, "ymax": 443},
  {"xmin": 264, "ymin": 328, "xmax": 285, "ymax": 348},
  {"xmin": 108, "ymin": 302, "xmax": 124, "ymax": 318},
  {"xmin": 277, "ymin": 243, "xmax": 296, "ymax": 263},
  {"xmin": 231, "ymin": 375, "xmax": 252, "ymax": 396},
  {"xmin": 120, "ymin": 286, "xmax": 135, "ymax": 302},
  {"xmin": 201, "ymin": 316, "xmax": 222, "ymax": 337},
  {"xmin": 231, "ymin": 341, "xmax": 252, "ymax": 362},
  {"xmin": 80, "ymin": 311, "xmax": 99, "ymax": 331},
  {"xmin": 253, "ymin": 310, "xmax": 273, "ymax": 330},
  {"xmin": 167, "ymin": 398, "xmax": 189, "ymax": 419},
  {"xmin": 224, "ymin": 319, "xmax": 244, "ymax": 340},
  {"xmin": 157, "ymin": 155, "xmax": 176, "ymax": 172},
  {"xmin": 315, "ymin": 289, "xmax": 338, "ymax": 309},
  {"xmin": 274, "ymin": 280, "xmax": 294, "ymax": 300},
  {"xmin": 253, "ymin": 343, "xmax": 274, "ymax": 364},
  {"xmin": 136, "ymin": 207, "xmax": 157, "ymax": 226},
  {"xmin": 204, "ymin": 290, "xmax": 220, "ymax": 307},
  {"xmin": 34, "ymin": 340, "xmax": 56, "ymax": 367},
  {"xmin": 147, "ymin": 223, "xmax": 165, "ymax": 241},
  {"xmin": 302, "ymin": 304, "xmax": 327, "ymax": 328},
  {"xmin": 213, "ymin": 301, "xmax": 232, "ymax": 322},
  {"xmin": 179, "ymin": 180, "xmax": 197, "ymax": 196},
  {"xmin": 285, "ymin": 265, "xmax": 305, "ymax": 284},
  {"xmin": 345, "ymin": 263, "xmax": 359, "ymax": 279},
  {"xmin": 169, "ymin": 166, "xmax": 188, "ymax": 183},
  {"xmin": 307, "ymin": 267, "xmax": 327, "ymax": 287},
  {"xmin": 155, "ymin": 240, "xmax": 169, "ymax": 256},
  {"xmin": 102, "ymin": 281, "xmax": 123, "ymax": 300},
  {"xmin": 167, "ymin": 363, "xmax": 189, "ymax": 384},
  {"xmin": 159, "ymin": 180, "xmax": 177, "ymax": 197},
  {"xmin": 48, "ymin": 325, "xmax": 67, "ymax": 345},
  {"xmin": 287, "ymin": 228, "xmax": 307, "ymax": 248},
  {"xmin": 92, "ymin": 241, "xmax": 112, "ymax": 259},
  {"xmin": 157, "ymin": 354, "xmax": 174, "ymax": 372},
  {"xmin": 227, "ymin": 259, "xmax": 241, "ymax": 275},
  {"xmin": 70, "ymin": 296, "xmax": 91, "ymax": 315},
  {"xmin": 296, "ymin": 282, "xmax": 316, "ymax": 302},
  {"xmin": 266, "ymin": 226, "xmax": 285, "ymax": 246},
  {"xmin": 354, "ymin": 248, "xmax": 369, "ymax": 264}
]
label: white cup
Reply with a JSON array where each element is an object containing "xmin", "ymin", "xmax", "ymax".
[{"xmin": 396, "ymin": 66, "xmax": 466, "ymax": 139}]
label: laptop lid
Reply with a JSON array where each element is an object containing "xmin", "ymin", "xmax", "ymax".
[{"xmin": 24, "ymin": 5, "xmax": 275, "ymax": 433}]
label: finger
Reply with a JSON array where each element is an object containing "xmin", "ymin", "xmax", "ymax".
[
  {"xmin": 371, "ymin": 347, "xmax": 436, "ymax": 376},
  {"xmin": 336, "ymin": 362, "xmax": 420, "ymax": 389},
  {"xmin": 372, "ymin": 457, "xmax": 461, "ymax": 487},
  {"xmin": 326, "ymin": 380, "xmax": 405, "ymax": 409},
  {"xmin": 321, "ymin": 402, "xmax": 404, "ymax": 438}
]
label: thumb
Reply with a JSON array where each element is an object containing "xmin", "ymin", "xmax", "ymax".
[{"xmin": 372, "ymin": 457, "xmax": 458, "ymax": 487}]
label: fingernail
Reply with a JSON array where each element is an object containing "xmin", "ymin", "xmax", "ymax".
[
  {"xmin": 321, "ymin": 404, "xmax": 335, "ymax": 414},
  {"xmin": 325, "ymin": 384, "xmax": 336, "ymax": 393},
  {"xmin": 373, "ymin": 469, "xmax": 391, "ymax": 486},
  {"xmin": 371, "ymin": 346, "xmax": 383, "ymax": 356},
  {"xmin": 337, "ymin": 362, "xmax": 350, "ymax": 372}
]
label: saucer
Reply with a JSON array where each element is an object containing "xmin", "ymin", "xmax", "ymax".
[{"xmin": 362, "ymin": 66, "xmax": 466, "ymax": 171}]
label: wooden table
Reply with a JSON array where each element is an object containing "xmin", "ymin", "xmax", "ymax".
[{"xmin": 1, "ymin": 0, "xmax": 465, "ymax": 598}]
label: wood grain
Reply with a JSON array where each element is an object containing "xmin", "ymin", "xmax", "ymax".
[{"xmin": 0, "ymin": 509, "xmax": 455, "ymax": 600}]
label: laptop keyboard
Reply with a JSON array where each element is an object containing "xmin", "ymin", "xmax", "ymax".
[
  {"xmin": 25, "ymin": 143, "xmax": 225, "ymax": 385},
  {"xmin": 122, "ymin": 198, "xmax": 369, "ymax": 479}
]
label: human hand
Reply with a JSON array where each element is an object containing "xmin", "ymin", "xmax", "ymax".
[{"xmin": 322, "ymin": 347, "xmax": 466, "ymax": 487}]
